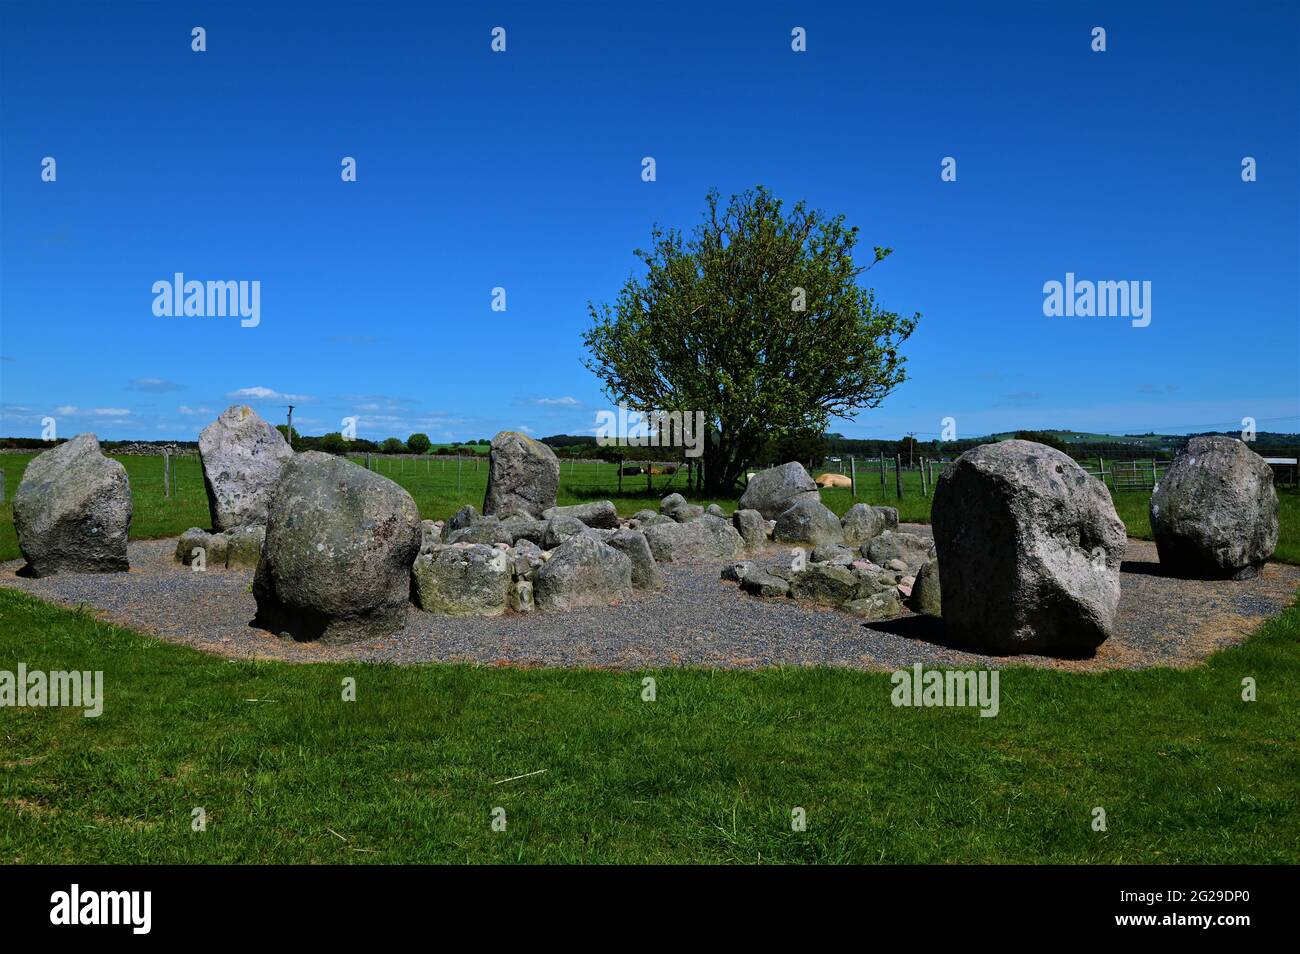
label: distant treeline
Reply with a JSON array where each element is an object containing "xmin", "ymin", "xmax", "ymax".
[{"xmin": 2, "ymin": 428, "xmax": 1295, "ymax": 462}]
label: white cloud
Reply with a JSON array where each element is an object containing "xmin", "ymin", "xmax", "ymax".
[
  {"xmin": 529, "ymin": 396, "xmax": 580, "ymax": 406},
  {"xmin": 128, "ymin": 377, "xmax": 182, "ymax": 393},
  {"xmin": 178, "ymin": 405, "xmax": 214, "ymax": 416},
  {"xmin": 226, "ymin": 386, "xmax": 310, "ymax": 401},
  {"xmin": 53, "ymin": 406, "xmax": 130, "ymax": 416}
]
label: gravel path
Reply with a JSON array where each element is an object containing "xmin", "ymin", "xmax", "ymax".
[{"xmin": 2, "ymin": 524, "xmax": 1296, "ymax": 672}]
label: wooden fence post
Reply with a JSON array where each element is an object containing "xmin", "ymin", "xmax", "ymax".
[
  {"xmin": 895, "ymin": 454, "xmax": 903, "ymax": 500},
  {"xmin": 879, "ymin": 453, "xmax": 886, "ymax": 496},
  {"xmin": 163, "ymin": 450, "xmax": 171, "ymax": 499},
  {"xmin": 849, "ymin": 457, "xmax": 856, "ymax": 498}
]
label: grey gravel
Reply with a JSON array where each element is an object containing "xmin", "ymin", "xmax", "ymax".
[{"xmin": 2, "ymin": 524, "xmax": 1297, "ymax": 673}]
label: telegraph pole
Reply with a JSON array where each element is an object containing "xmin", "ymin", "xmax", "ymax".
[{"xmin": 286, "ymin": 405, "xmax": 295, "ymax": 449}]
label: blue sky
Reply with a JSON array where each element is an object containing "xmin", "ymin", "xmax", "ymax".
[{"xmin": 1, "ymin": 1, "xmax": 1296, "ymax": 443}]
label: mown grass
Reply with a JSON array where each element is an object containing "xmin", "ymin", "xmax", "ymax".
[
  {"xmin": 1, "ymin": 451, "xmax": 1298, "ymax": 862},
  {"xmin": 0, "ymin": 587, "xmax": 1296, "ymax": 863}
]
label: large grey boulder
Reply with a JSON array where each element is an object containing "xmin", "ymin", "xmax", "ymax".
[
  {"xmin": 840, "ymin": 503, "xmax": 885, "ymax": 547},
  {"xmin": 732, "ymin": 509, "xmax": 766, "ymax": 549},
  {"xmin": 198, "ymin": 405, "xmax": 293, "ymax": 531},
  {"xmin": 482, "ymin": 431, "xmax": 560, "ymax": 518},
  {"xmin": 252, "ymin": 452, "xmax": 420, "ymax": 643},
  {"xmin": 643, "ymin": 514, "xmax": 745, "ymax": 563},
  {"xmin": 542, "ymin": 500, "xmax": 619, "ymax": 529},
  {"xmin": 932, "ymin": 440, "xmax": 1126, "ymax": 656},
  {"xmin": 412, "ymin": 544, "xmax": 509, "ymax": 616},
  {"xmin": 606, "ymin": 528, "xmax": 665, "ymax": 591},
  {"xmin": 773, "ymin": 496, "xmax": 845, "ymax": 546},
  {"xmin": 13, "ymin": 433, "xmax": 132, "ymax": 576},
  {"xmin": 1150, "ymin": 436, "xmax": 1279, "ymax": 579},
  {"xmin": 738, "ymin": 462, "xmax": 820, "ymax": 519},
  {"xmin": 533, "ymin": 534, "xmax": 633, "ymax": 611}
]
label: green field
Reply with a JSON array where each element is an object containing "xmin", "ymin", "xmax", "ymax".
[
  {"xmin": 2, "ymin": 452, "xmax": 1297, "ymax": 563},
  {"xmin": 2, "ymin": 450, "xmax": 1297, "ymax": 863},
  {"xmin": 1, "ymin": 585, "xmax": 1296, "ymax": 863}
]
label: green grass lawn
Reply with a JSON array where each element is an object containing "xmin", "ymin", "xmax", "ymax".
[
  {"xmin": 1, "ymin": 586, "xmax": 1296, "ymax": 863},
  {"xmin": 2, "ymin": 451, "xmax": 1298, "ymax": 863}
]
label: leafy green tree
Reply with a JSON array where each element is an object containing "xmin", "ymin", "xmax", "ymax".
[
  {"xmin": 407, "ymin": 433, "xmax": 432, "ymax": 455},
  {"xmin": 763, "ymin": 430, "xmax": 828, "ymax": 469},
  {"xmin": 582, "ymin": 186, "xmax": 917, "ymax": 493},
  {"xmin": 380, "ymin": 437, "xmax": 405, "ymax": 454},
  {"xmin": 318, "ymin": 432, "xmax": 348, "ymax": 454},
  {"xmin": 1012, "ymin": 430, "xmax": 1067, "ymax": 453}
]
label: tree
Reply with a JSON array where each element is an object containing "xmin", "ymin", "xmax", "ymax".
[
  {"xmin": 1012, "ymin": 430, "xmax": 1067, "ymax": 453},
  {"xmin": 407, "ymin": 433, "xmax": 432, "ymax": 455},
  {"xmin": 380, "ymin": 437, "xmax": 405, "ymax": 454},
  {"xmin": 582, "ymin": 187, "xmax": 917, "ymax": 494},
  {"xmin": 762, "ymin": 430, "xmax": 828, "ymax": 469},
  {"xmin": 318, "ymin": 432, "xmax": 348, "ymax": 454}
]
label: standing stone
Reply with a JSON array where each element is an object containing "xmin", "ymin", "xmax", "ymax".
[
  {"xmin": 253, "ymin": 452, "xmax": 420, "ymax": 643},
  {"xmin": 482, "ymin": 431, "xmax": 560, "ymax": 518},
  {"xmin": 738, "ymin": 461, "xmax": 820, "ymax": 519},
  {"xmin": 1150, "ymin": 436, "xmax": 1279, "ymax": 579},
  {"xmin": 931, "ymin": 440, "xmax": 1126, "ymax": 656},
  {"xmin": 13, "ymin": 433, "xmax": 132, "ymax": 576},
  {"xmin": 198, "ymin": 405, "xmax": 294, "ymax": 531}
]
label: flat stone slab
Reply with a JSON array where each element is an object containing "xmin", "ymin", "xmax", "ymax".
[{"xmin": 2, "ymin": 525, "xmax": 1297, "ymax": 672}]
